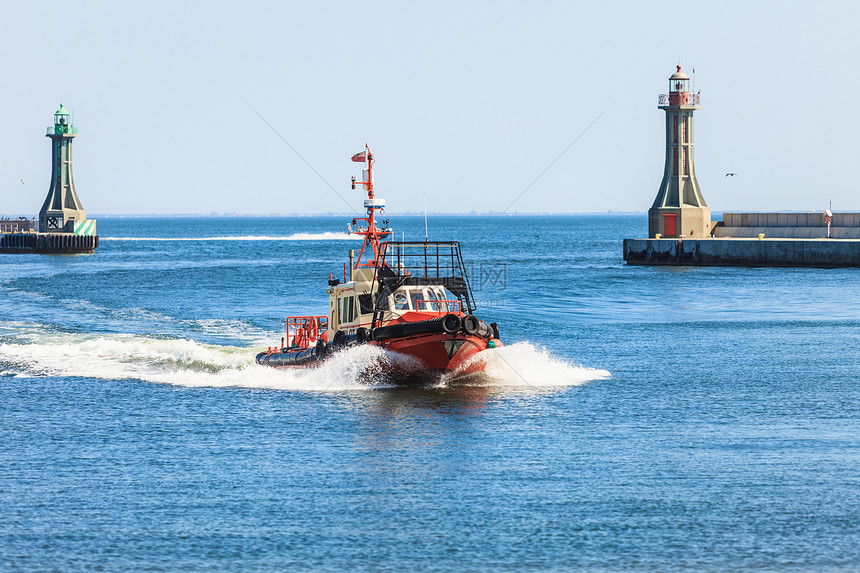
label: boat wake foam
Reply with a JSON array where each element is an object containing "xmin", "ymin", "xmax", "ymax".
[
  {"xmin": 102, "ymin": 232, "xmax": 356, "ymax": 242},
  {"xmin": 0, "ymin": 334, "xmax": 608, "ymax": 392},
  {"xmin": 443, "ymin": 342, "xmax": 610, "ymax": 388},
  {"xmin": 0, "ymin": 334, "xmax": 398, "ymax": 391}
]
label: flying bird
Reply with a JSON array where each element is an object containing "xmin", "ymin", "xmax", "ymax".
[
  {"xmin": 725, "ymin": 173, "xmax": 736, "ymax": 177},
  {"xmin": 20, "ymin": 179, "xmax": 25, "ymax": 184}
]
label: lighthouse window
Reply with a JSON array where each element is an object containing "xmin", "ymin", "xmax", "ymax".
[{"xmin": 673, "ymin": 116, "xmax": 678, "ymax": 144}]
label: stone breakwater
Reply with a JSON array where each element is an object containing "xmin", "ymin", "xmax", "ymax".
[
  {"xmin": 0, "ymin": 233, "xmax": 98, "ymax": 254},
  {"xmin": 624, "ymin": 237, "xmax": 860, "ymax": 267},
  {"xmin": 624, "ymin": 212, "xmax": 860, "ymax": 267}
]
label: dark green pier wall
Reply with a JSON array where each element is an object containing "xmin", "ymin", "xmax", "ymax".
[
  {"xmin": 623, "ymin": 238, "xmax": 860, "ymax": 267},
  {"xmin": 0, "ymin": 233, "xmax": 98, "ymax": 254}
]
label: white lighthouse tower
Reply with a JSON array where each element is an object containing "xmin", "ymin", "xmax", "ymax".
[{"xmin": 649, "ymin": 66, "xmax": 710, "ymax": 238}]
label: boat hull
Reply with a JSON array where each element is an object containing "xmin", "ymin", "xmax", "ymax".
[
  {"xmin": 372, "ymin": 332, "xmax": 493, "ymax": 375},
  {"xmin": 256, "ymin": 332, "xmax": 501, "ymax": 384}
]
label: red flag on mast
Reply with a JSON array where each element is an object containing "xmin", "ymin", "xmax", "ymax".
[{"xmin": 351, "ymin": 151, "xmax": 367, "ymax": 163}]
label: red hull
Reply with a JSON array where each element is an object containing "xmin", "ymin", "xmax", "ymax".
[
  {"xmin": 258, "ymin": 331, "xmax": 501, "ymax": 385},
  {"xmin": 371, "ymin": 332, "xmax": 495, "ymax": 377}
]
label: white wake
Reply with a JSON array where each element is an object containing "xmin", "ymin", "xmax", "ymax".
[
  {"xmin": 0, "ymin": 334, "xmax": 609, "ymax": 391},
  {"xmin": 447, "ymin": 342, "xmax": 610, "ymax": 387}
]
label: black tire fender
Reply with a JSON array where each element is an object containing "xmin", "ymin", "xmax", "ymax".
[
  {"xmin": 315, "ymin": 338, "xmax": 328, "ymax": 357},
  {"xmin": 442, "ymin": 313, "xmax": 462, "ymax": 335},
  {"xmin": 462, "ymin": 315, "xmax": 479, "ymax": 335},
  {"xmin": 332, "ymin": 330, "xmax": 346, "ymax": 348}
]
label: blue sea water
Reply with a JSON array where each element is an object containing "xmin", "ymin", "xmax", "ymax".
[{"xmin": 1, "ymin": 215, "xmax": 858, "ymax": 571}]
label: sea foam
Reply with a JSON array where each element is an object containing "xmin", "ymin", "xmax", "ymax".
[
  {"xmin": 447, "ymin": 342, "xmax": 610, "ymax": 387},
  {"xmin": 0, "ymin": 333, "xmax": 609, "ymax": 392}
]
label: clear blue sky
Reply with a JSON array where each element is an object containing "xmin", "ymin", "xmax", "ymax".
[{"xmin": 1, "ymin": 0, "xmax": 858, "ymax": 215}]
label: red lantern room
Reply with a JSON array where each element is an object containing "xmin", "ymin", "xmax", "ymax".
[{"xmin": 668, "ymin": 65, "xmax": 690, "ymax": 106}]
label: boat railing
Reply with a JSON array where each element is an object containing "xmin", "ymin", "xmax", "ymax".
[
  {"xmin": 378, "ymin": 241, "xmax": 467, "ymax": 280},
  {"xmin": 375, "ymin": 241, "xmax": 476, "ymax": 313},
  {"xmin": 372, "ymin": 241, "xmax": 477, "ymax": 327},
  {"xmin": 285, "ymin": 315, "xmax": 328, "ymax": 349},
  {"xmin": 412, "ymin": 299, "xmax": 462, "ymax": 314}
]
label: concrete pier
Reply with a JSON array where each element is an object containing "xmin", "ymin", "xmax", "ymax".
[
  {"xmin": 624, "ymin": 237, "xmax": 860, "ymax": 267},
  {"xmin": 0, "ymin": 232, "xmax": 98, "ymax": 254},
  {"xmin": 625, "ymin": 211, "xmax": 860, "ymax": 267}
]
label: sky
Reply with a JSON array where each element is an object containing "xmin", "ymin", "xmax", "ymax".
[{"xmin": 1, "ymin": 0, "xmax": 858, "ymax": 216}]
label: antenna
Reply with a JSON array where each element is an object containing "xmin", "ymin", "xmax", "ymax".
[{"xmin": 423, "ymin": 193, "xmax": 429, "ymax": 242}]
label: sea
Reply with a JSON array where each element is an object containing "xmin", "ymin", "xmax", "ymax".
[{"xmin": 1, "ymin": 215, "xmax": 858, "ymax": 571}]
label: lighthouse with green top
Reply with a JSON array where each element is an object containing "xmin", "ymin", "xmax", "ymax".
[
  {"xmin": 39, "ymin": 104, "xmax": 95, "ymax": 236},
  {"xmin": 0, "ymin": 105, "xmax": 97, "ymax": 253}
]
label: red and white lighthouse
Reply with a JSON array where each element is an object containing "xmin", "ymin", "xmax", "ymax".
[{"xmin": 649, "ymin": 65, "xmax": 711, "ymax": 238}]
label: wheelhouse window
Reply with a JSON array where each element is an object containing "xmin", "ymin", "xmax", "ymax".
[
  {"xmin": 425, "ymin": 288, "xmax": 452, "ymax": 312},
  {"xmin": 358, "ymin": 294, "xmax": 374, "ymax": 314},
  {"xmin": 393, "ymin": 291, "xmax": 409, "ymax": 311},
  {"xmin": 435, "ymin": 288, "xmax": 452, "ymax": 312},
  {"xmin": 410, "ymin": 290, "xmax": 428, "ymax": 311},
  {"xmin": 426, "ymin": 288, "xmax": 440, "ymax": 312},
  {"xmin": 389, "ymin": 287, "xmax": 457, "ymax": 313},
  {"xmin": 338, "ymin": 296, "xmax": 356, "ymax": 323}
]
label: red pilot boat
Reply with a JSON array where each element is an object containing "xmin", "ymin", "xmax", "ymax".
[{"xmin": 256, "ymin": 145, "xmax": 502, "ymax": 382}]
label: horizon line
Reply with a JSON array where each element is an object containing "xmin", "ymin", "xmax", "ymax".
[{"xmin": 81, "ymin": 211, "xmax": 650, "ymax": 218}]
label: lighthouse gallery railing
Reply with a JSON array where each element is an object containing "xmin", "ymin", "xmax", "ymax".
[{"xmin": 658, "ymin": 93, "xmax": 700, "ymax": 106}]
